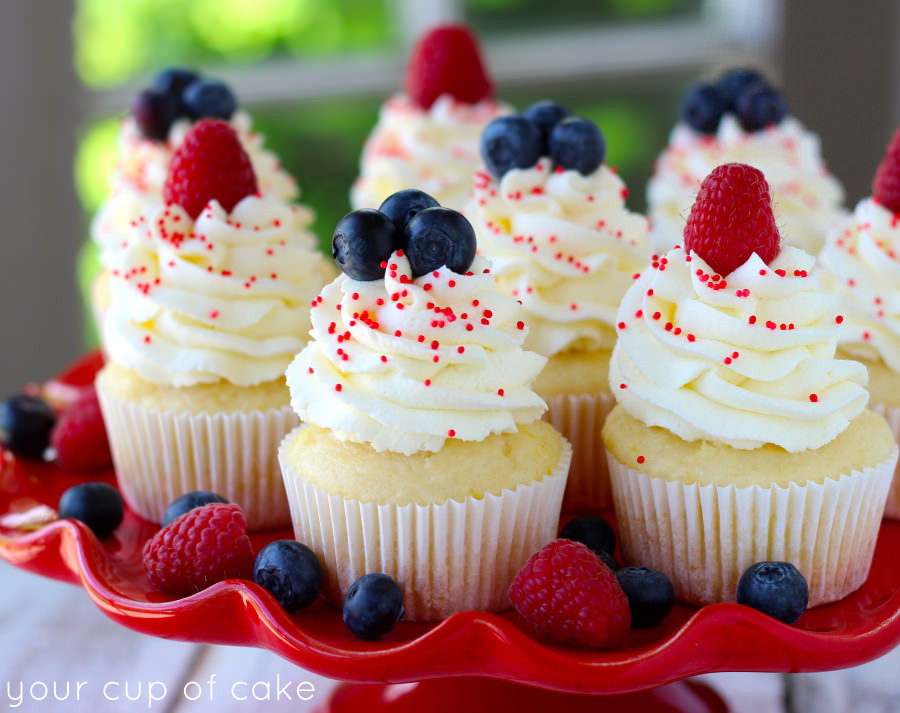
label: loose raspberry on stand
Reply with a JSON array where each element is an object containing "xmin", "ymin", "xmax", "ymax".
[
  {"xmin": 142, "ymin": 503, "xmax": 254, "ymax": 596},
  {"xmin": 683, "ymin": 162, "xmax": 781, "ymax": 276},
  {"xmin": 404, "ymin": 24, "xmax": 493, "ymax": 110},
  {"xmin": 873, "ymin": 127, "xmax": 900, "ymax": 214},
  {"xmin": 162, "ymin": 119, "xmax": 258, "ymax": 219},
  {"xmin": 50, "ymin": 386, "xmax": 112, "ymax": 473},
  {"xmin": 508, "ymin": 539, "xmax": 631, "ymax": 648}
]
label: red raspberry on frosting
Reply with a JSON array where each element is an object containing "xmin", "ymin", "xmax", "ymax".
[
  {"xmin": 508, "ymin": 539, "xmax": 631, "ymax": 648},
  {"xmin": 50, "ymin": 386, "xmax": 112, "ymax": 473},
  {"xmin": 163, "ymin": 119, "xmax": 258, "ymax": 219},
  {"xmin": 142, "ymin": 502, "xmax": 254, "ymax": 596},
  {"xmin": 873, "ymin": 127, "xmax": 900, "ymax": 214},
  {"xmin": 683, "ymin": 162, "xmax": 781, "ymax": 276},
  {"xmin": 404, "ymin": 24, "xmax": 493, "ymax": 110}
]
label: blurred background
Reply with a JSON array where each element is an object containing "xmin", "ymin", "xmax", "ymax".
[{"xmin": 3, "ymin": 0, "xmax": 897, "ymax": 396}]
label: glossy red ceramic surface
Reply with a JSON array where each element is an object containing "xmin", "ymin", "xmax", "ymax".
[{"xmin": 3, "ymin": 352, "xmax": 900, "ymax": 695}]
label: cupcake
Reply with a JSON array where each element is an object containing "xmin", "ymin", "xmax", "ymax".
[
  {"xmin": 350, "ymin": 24, "xmax": 511, "ymax": 212},
  {"xmin": 466, "ymin": 108, "xmax": 650, "ymax": 510},
  {"xmin": 91, "ymin": 69, "xmax": 298, "ymax": 339},
  {"xmin": 603, "ymin": 163, "xmax": 897, "ymax": 607},
  {"xmin": 279, "ymin": 195, "xmax": 570, "ymax": 620},
  {"xmin": 647, "ymin": 68, "xmax": 845, "ymax": 256},
  {"xmin": 819, "ymin": 127, "xmax": 900, "ymax": 519},
  {"xmin": 96, "ymin": 120, "xmax": 333, "ymax": 531}
]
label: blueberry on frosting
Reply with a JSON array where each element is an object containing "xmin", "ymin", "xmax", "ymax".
[
  {"xmin": 379, "ymin": 188, "xmax": 440, "ymax": 232},
  {"xmin": 679, "ymin": 83, "xmax": 726, "ymax": 135},
  {"xmin": 403, "ymin": 206, "xmax": 477, "ymax": 277},
  {"xmin": 332, "ymin": 208, "xmax": 403, "ymax": 281},
  {"xmin": 677, "ymin": 68, "xmax": 787, "ymax": 135},
  {"xmin": 480, "ymin": 116, "xmax": 544, "ymax": 180},
  {"xmin": 549, "ymin": 116, "xmax": 606, "ymax": 176},
  {"xmin": 735, "ymin": 83, "xmax": 788, "ymax": 132},
  {"xmin": 522, "ymin": 100, "xmax": 571, "ymax": 153}
]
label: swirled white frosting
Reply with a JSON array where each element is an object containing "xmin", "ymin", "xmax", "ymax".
[
  {"xmin": 819, "ymin": 197, "xmax": 900, "ymax": 372},
  {"xmin": 647, "ymin": 115, "xmax": 846, "ymax": 255},
  {"xmin": 104, "ymin": 195, "xmax": 331, "ymax": 387},
  {"xmin": 286, "ymin": 253, "xmax": 548, "ymax": 454},
  {"xmin": 92, "ymin": 111, "xmax": 299, "ymax": 267},
  {"xmin": 609, "ymin": 245, "xmax": 868, "ymax": 452},
  {"xmin": 350, "ymin": 94, "xmax": 511, "ymax": 212},
  {"xmin": 466, "ymin": 157, "xmax": 651, "ymax": 356}
]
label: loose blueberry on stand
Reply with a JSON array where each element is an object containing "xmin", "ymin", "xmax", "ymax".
[
  {"xmin": 403, "ymin": 207, "xmax": 477, "ymax": 277},
  {"xmin": 597, "ymin": 550, "xmax": 620, "ymax": 572},
  {"xmin": 343, "ymin": 573, "xmax": 405, "ymax": 639},
  {"xmin": 679, "ymin": 83, "xmax": 726, "ymax": 134},
  {"xmin": 162, "ymin": 491, "xmax": 229, "ymax": 527},
  {"xmin": 615, "ymin": 567, "xmax": 675, "ymax": 628},
  {"xmin": 131, "ymin": 89, "xmax": 180, "ymax": 142},
  {"xmin": 716, "ymin": 68, "xmax": 767, "ymax": 110},
  {"xmin": 379, "ymin": 189, "xmax": 440, "ymax": 232},
  {"xmin": 254, "ymin": 541, "xmax": 323, "ymax": 613},
  {"xmin": 0, "ymin": 394, "xmax": 56, "ymax": 459},
  {"xmin": 737, "ymin": 561, "xmax": 809, "ymax": 624},
  {"xmin": 735, "ymin": 84, "xmax": 788, "ymax": 132},
  {"xmin": 333, "ymin": 209, "xmax": 402, "ymax": 281},
  {"xmin": 559, "ymin": 515, "xmax": 616, "ymax": 558},
  {"xmin": 481, "ymin": 116, "xmax": 543, "ymax": 179},
  {"xmin": 549, "ymin": 117, "xmax": 606, "ymax": 175},
  {"xmin": 522, "ymin": 101, "xmax": 571, "ymax": 151},
  {"xmin": 58, "ymin": 482, "xmax": 124, "ymax": 540},
  {"xmin": 182, "ymin": 79, "xmax": 238, "ymax": 121},
  {"xmin": 151, "ymin": 67, "xmax": 200, "ymax": 99}
]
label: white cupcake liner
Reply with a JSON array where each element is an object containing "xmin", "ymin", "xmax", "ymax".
[
  {"xmin": 607, "ymin": 446, "xmax": 897, "ymax": 607},
  {"xmin": 868, "ymin": 402, "xmax": 900, "ymax": 520},
  {"xmin": 544, "ymin": 391, "xmax": 615, "ymax": 512},
  {"xmin": 96, "ymin": 378, "xmax": 297, "ymax": 531},
  {"xmin": 279, "ymin": 428, "xmax": 572, "ymax": 621}
]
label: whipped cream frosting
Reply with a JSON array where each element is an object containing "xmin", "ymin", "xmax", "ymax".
[
  {"xmin": 819, "ymin": 197, "xmax": 900, "ymax": 372},
  {"xmin": 104, "ymin": 195, "xmax": 331, "ymax": 388},
  {"xmin": 350, "ymin": 94, "xmax": 511, "ymax": 212},
  {"xmin": 92, "ymin": 111, "xmax": 298, "ymax": 267},
  {"xmin": 286, "ymin": 252, "xmax": 548, "ymax": 455},
  {"xmin": 467, "ymin": 157, "xmax": 651, "ymax": 357},
  {"xmin": 647, "ymin": 115, "xmax": 846, "ymax": 255},
  {"xmin": 609, "ymin": 245, "xmax": 868, "ymax": 452}
]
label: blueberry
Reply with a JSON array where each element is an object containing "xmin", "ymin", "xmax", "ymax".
[
  {"xmin": 480, "ymin": 116, "xmax": 543, "ymax": 179},
  {"xmin": 737, "ymin": 561, "xmax": 808, "ymax": 624},
  {"xmin": 403, "ymin": 207, "xmax": 477, "ymax": 277},
  {"xmin": 332, "ymin": 209, "xmax": 402, "ymax": 281},
  {"xmin": 58, "ymin": 482, "xmax": 124, "ymax": 540},
  {"xmin": 522, "ymin": 101, "xmax": 571, "ymax": 153},
  {"xmin": 549, "ymin": 117, "xmax": 606, "ymax": 175},
  {"xmin": 151, "ymin": 67, "xmax": 200, "ymax": 99},
  {"xmin": 182, "ymin": 79, "xmax": 238, "ymax": 121},
  {"xmin": 597, "ymin": 550, "xmax": 620, "ymax": 572},
  {"xmin": 716, "ymin": 68, "xmax": 767, "ymax": 111},
  {"xmin": 162, "ymin": 491, "xmax": 228, "ymax": 527},
  {"xmin": 559, "ymin": 515, "xmax": 616, "ymax": 557},
  {"xmin": 616, "ymin": 567, "xmax": 675, "ymax": 629},
  {"xmin": 679, "ymin": 83, "xmax": 726, "ymax": 134},
  {"xmin": 343, "ymin": 573, "xmax": 404, "ymax": 639},
  {"xmin": 735, "ymin": 84, "xmax": 788, "ymax": 132},
  {"xmin": 254, "ymin": 540, "xmax": 323, "ymax": 613},
  {"xmin": 131, "ymin": 89, "xmax": 179, "ymax": 142},
  {"xmin": 0, "ymin": 395, "xmax": 56, "ymax": 459},
  {"xmin": 379, "ymin": 189, "xmax": 440, "ymax": 232}
]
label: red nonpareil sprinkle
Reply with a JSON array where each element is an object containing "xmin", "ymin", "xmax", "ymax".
[
  {"xmin": 836, "ymin": 315, "xmax": 844, "ymax": 324},
  {"xmin": 335, "ymin": 384, "xmax": 343, "ymax": 392},
  {"xmin": 637, "ymin": 456, "xmax": 645, "ymax": 464},
  {"xmin": 424, "ymin": 379, "xmax": 431, "ymax": 386},
  {"xmin": 617, "ymin": 321, "xmax": 626, "ymax": 330},
  {"xmin": 687, "ymin": 334, "xmax": 696, "ymax": 342},
  {"xmin": 497, "ymin": 388, "xmax": 504, "ymax": 396},
  {"xmin": 749, "ymin": 315, "xmax": 757, "ymax": 324},
  {"xmin": 652, "ymin": 312, "xmax": 661, "ymax": 320},
  {"xmin": 457, "ymin": 346, "xmax": 465, "ymax": 353},
  {"xmin": 448, "ymin": 429, "xmax": 456, "ymax": 437},
  {"xmin": 766, "ymin": 320, "xmax": 776, "ymax": 330},
  {"xmin": 516, "ymin": 321, "xmax": 525, "ymax": 330},
  {"xmin": 619, "ymin": 383, "xmax": 627, "ymax": 389},
  {"xmin": 209, "ymin": 310, "xmax": 219, "ymax": 319},
  {"xmin": 809, "ymin": 393, "xmax": 818, "ymax": 402}
]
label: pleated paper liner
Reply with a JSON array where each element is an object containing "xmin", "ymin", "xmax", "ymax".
[
  {"xmin": 97, "ymin": 379, "xmax": 297, "ymax": 531},
  {"xmin": 543, "ymin": 390, "xmax": 615, "ymax": 511},
  {"xmin": 869, "ymin": 402, "xmax": 900, "ymax": 519},
  {"xmin": 279, "ymin": 428, "xmax": 572, "ymax": 621},
  {"xmin": 607, "ymin": 447, "xmax": 897, "ymax": 607}
]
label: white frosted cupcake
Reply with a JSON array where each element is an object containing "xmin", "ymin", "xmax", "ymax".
[
  {"xmin": 91, "ymin": 71, "xmax": 298, "ymax": 339},
  {"xmin": 647, "ymin": 69, "xmax": 844, "ymax": 256},
  {"xmin": 604, "ymin": 163, "xmax": 896, "ymax": 607},
  {"xmin": 467, "ymin": 110, "xmax": 650, "ymax": 510},
  {"xmin": 819, "ymin": 126, "xmax": 900, "ymax": 518},
  {"xmin": 279, "ymin": 199, "xmax": 570, "ymax": 620},
  {"xmin": 96, "ymin": 120, "xmax": 333, "ymax": 531},
  {"xmin": 350, "ymin": 24, "xmax": 511, "ymax": 212}
]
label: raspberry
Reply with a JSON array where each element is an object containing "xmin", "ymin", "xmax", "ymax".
[
  {"xmin": 683, "ymin": 162, "xmax": 780, "ymax": 276},
  {"xmin": 50, "ymin": 386, "xmax": 112, "ymax": 473},
  {"xmin": 404, "ymin": 24, "xmax": 493, "ymax": 110},
  {"xmin": 873, "ymin": 128, "xmax": 900, "ymax": 214},
  {"xmin": 508, "ymin": 539, "xmax": 630, "ymax": 648},
  {"xmin": 162, "ymin": 119, "xmax": 258, "ymax": 219},
  {"xmin": 142, "ymin": 503, "xmax": 254, "ymax": 596}
]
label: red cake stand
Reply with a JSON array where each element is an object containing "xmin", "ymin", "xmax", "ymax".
[{"xmin": 3, "ymin": 352, "xmax": 900, "ymax": 713}]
